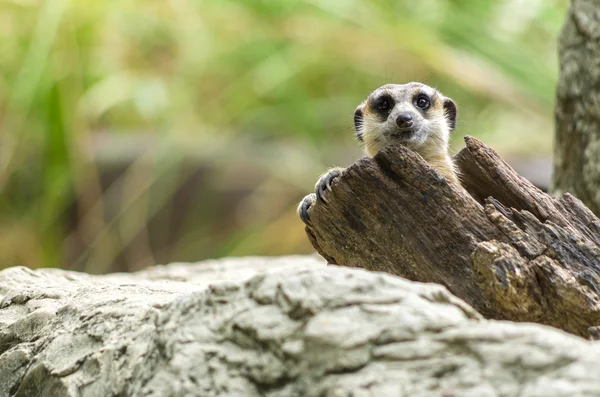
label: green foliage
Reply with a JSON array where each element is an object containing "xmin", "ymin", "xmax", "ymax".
[{"xmin": 0, "ymin": 0, "xmax": 568, "ymax": 271}]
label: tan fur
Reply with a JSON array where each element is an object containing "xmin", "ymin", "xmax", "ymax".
[
  {"xmin": 298, "ymin": 82, "xmax": 459, "ymax": 221},
  {"xmin": 359, "ymin": 83, "xmax": 459, "ymax": 185}
]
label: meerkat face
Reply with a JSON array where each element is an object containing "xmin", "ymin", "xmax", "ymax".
[{"xmin": 354, "ymin": 82, "xmax": 457, "ymax": 157}]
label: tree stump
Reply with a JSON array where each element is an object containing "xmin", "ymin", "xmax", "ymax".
[{"xmin": 300, "ymin": 136, "xmax": 600, "ymax": 337}]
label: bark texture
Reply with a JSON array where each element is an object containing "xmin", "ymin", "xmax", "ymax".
[
  {"xmin": 301, "ymin": 137, "xmax": 600, "ymax": 337},
  {"xmin": 3, "ymin": 256, "xmax": 600, "ymax": 396},
  {"xmin": 553, "ymin": 0, "xmax": 600, "ymax": 215}
]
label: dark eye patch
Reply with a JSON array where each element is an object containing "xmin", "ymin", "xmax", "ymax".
[
  {"xmin": 372, "ymin": 94, "xmax": 394, "ymax": 115},
  {"xmin": 413, "ymin": 93, "xmax": 431, "ymax": 110}
]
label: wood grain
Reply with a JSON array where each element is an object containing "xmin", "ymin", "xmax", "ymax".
[{"xmin": 300, "ymin": 136, "xmax": 600, "ymax": 337}]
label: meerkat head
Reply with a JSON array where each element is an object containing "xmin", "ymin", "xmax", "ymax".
[{"xmin": 354, "ymin": 82, "xmax": 457, "ymax": 158}]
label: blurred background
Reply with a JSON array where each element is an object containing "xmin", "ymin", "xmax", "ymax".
[{"xmin": 0, "ymin": 0, "xmax": 568, "ymax": 273}]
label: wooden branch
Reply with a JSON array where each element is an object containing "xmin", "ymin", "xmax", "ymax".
[{"xmin": 301, "ymin": 136, "xmax": 600, "ymax": 337}]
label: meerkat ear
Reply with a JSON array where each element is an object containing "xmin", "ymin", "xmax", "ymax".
[
  {"xmin": 354, "ymin": 104, "xmax": 365, "ymax": 141},
  {"xmin": 442, "ymin": 97, "xmax": 457, "ymax": 132}
]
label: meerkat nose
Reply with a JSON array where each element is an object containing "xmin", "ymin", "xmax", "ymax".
[{"xmin": 396, "ymin": 113, "xmax": 413, "ymax": 128}]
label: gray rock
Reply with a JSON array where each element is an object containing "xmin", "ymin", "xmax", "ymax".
[{"xmin": 1, "ymin": 255, "xmax": 599, "ymax": 396}]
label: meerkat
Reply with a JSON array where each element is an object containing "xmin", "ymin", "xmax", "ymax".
[
  {"xmin": 355, "ymin": 82, "xmax": 459, "ymax": 183},
  {"xmin": 298, "ymin": 82, "xmax": 459, "ymax": 224}
]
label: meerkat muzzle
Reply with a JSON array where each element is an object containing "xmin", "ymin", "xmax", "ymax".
[{"xmin": 395, "ymin": 113, "xmax": 414, "ymax": 129}]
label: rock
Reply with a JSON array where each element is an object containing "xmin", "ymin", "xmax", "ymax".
[{"xmin": 1, "ymin": 255, "xmax": 600, "ymax": 396}]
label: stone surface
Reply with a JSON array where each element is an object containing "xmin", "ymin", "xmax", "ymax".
[{"xmin": 2, "ymin": 255, "xmax": 600, "ymax": 396}]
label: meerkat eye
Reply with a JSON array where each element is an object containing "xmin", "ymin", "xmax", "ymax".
[
  {"xmin": 415, "ymin": 94, "xmax": 431, "ymax": 110},
  {"xmin": 374, "ymin": 96, "xmax": 393, "ymax": 113}
]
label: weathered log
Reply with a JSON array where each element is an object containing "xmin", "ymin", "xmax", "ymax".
[{"xmin": 301, "ymin": 136, "xmax": 600, "ymax": 337}]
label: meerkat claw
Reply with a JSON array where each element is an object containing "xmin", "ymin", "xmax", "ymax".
[
  {"xmin": 297, "ymin": 194, "xmax": 316, "ymax": 225},
  {"xmin": 315, "ymin": 169, "xmax": 342, "ymax": 204},
  {"xmin": 316, "ymin": 190, "xmax": 329, "ymax": 204}
]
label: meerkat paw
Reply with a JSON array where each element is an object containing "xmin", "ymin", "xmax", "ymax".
[
  {"xmin": 297, "ymin": 193, "xmax": 316, "ymax": 225},
  {"xmin": 315, "ymin": 167, "xmax": 343, "ymax": 204},
  {"xmin": 297, "ymin": 167, "xmax": 344, "ymax": 225}
]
